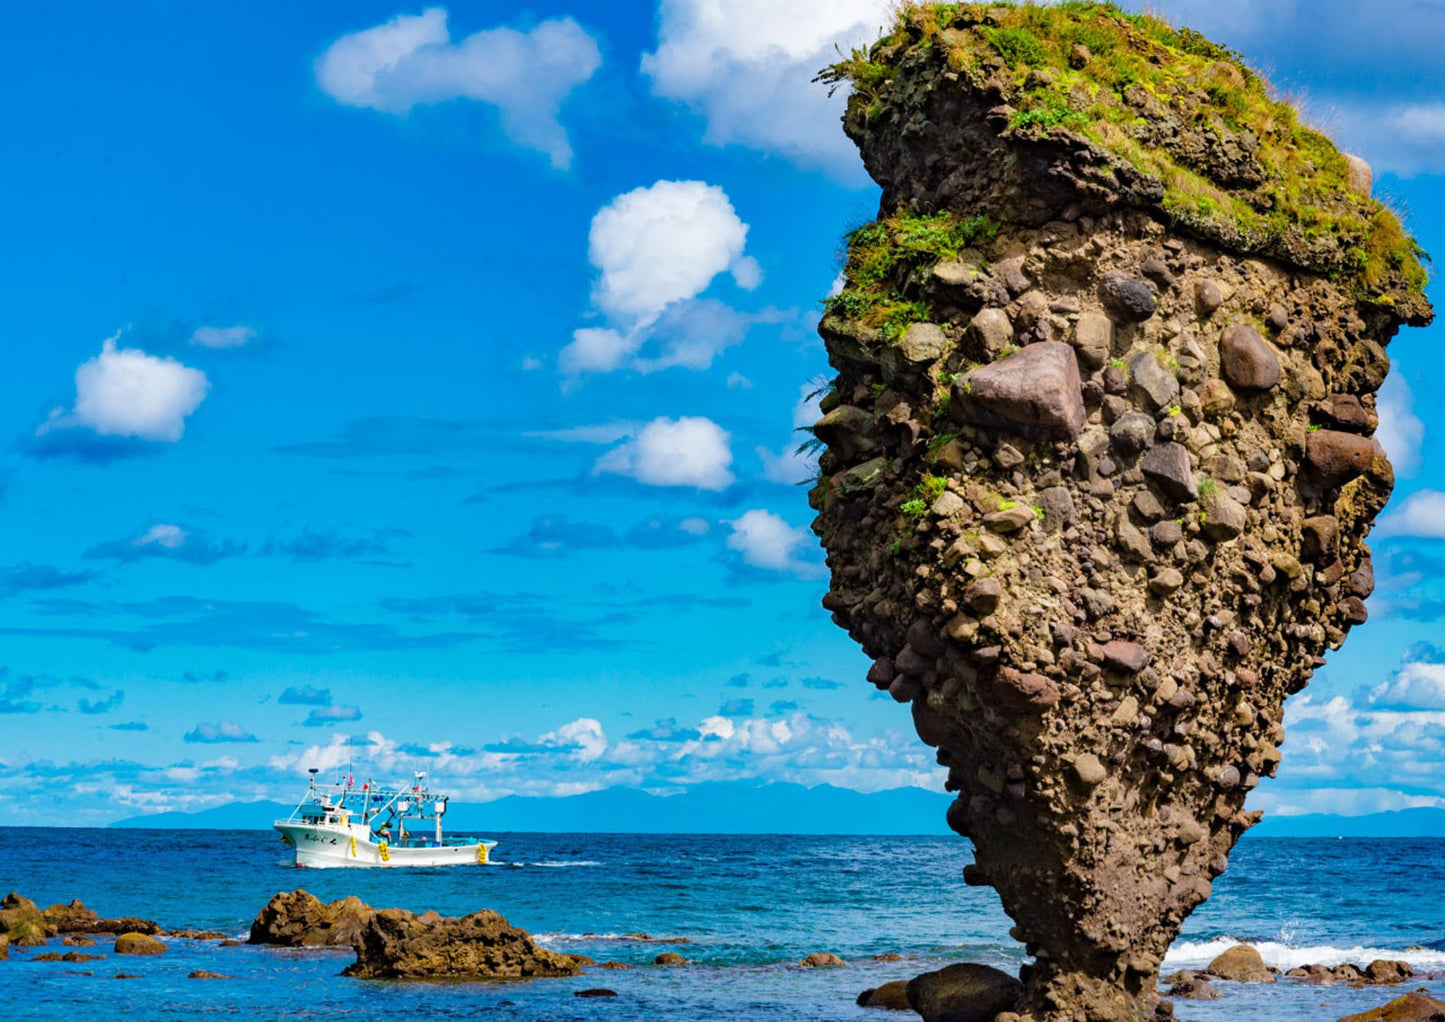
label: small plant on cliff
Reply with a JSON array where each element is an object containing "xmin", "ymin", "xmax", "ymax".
[
  {"xmin": 916, "ymin": 473, "xmax": 948, "ymax": 501},
  {"xmin": 1198, "ymin": 476, "xmax": 1219, "ymax": 501},
  {"xmin": 900, "ymin": 498, "xmax": 929, "ymax": 517}
]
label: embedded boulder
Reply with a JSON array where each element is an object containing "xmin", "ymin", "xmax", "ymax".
[
  {"xmin": 858, "ymin": 980, "xmax": 913, "ymax": 1010},
  {"xmin": 1219, "ymin": 324, "xmax": 1280, "ymax": 391},
  {"xmin": 248, "ymin": 890, "xmax": 375, "ymax": 948},
  {"xmin": 344, "ymin": 907, "xmax": 579, "ymax": 980},
  {"xmin": 956, "ymin": 342, "xmax": 1084, "ymax": 441}
]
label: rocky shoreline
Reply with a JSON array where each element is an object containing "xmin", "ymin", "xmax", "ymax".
[{"xmin": 6, "ymin": 889, "xmax": 1444, "ymax": 1019}]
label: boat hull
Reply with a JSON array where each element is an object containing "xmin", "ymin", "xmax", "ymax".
[{"xmin": 276, "ymin": 822, "xmax": 495, "ymax": 868}]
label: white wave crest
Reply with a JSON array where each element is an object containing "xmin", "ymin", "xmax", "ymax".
[{"xmin": 1165, "ymin": 937, "xmax": 1445, "ymax": 972}]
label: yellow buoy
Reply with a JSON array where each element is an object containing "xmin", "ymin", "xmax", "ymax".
[
  {"xmin": 476, "ymin": 843, "xmax": 488, "ymax": 864},
  {"xmin": 379, "ymin": 840, "xmax": 390, "ymax": 863},
  {"xmin": 349, "ymin": 835, "xmax": 356, "ymax": 858}
]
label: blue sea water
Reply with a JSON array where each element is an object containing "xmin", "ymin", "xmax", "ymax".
[{"xmin": 2, "ymin": 829, "xmax": 1442, "ymax": 1020}]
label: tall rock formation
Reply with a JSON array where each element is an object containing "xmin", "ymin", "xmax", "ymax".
[{"xmin": 809, "ymin": 5, "xmax": 1432, "ymax": 1020}]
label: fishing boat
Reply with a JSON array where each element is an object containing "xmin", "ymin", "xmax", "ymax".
[{"xmin": 275, "ymin": 769, "xmax": 497, "ymax": 868}]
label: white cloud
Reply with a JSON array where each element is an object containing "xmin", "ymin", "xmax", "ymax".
[
  {"xmin": 758, "ymin": 381, "xmax": 825, "ymax": 484},
  {"xmin": 727, "ymin": 508, "xmax": 821, "ymax": 576},
  {"xmin": 1371, "ymin": 660, "xmax": 1445, "ymax": 709},
  {"xmin": 1376, "ymin": 373, "xmax": 1424, "ymax": 476},
  {"xmin": 135, "ymin": 524, "xmax": 186, "ymax": 550},
  {"xmin": 1376, "ymin": 490, "xmax": 1445, "ymax": 539},
  {"xmin": 641, "ymin": 0, "xmax": 889, "ymax": 179},
  {"xmin": 190, "ymin": 325, "xmax": 256, "ymax": 349},
  {"xmin": 588, "ymin": 180, "xmax": 757, "ymax": 326},
  {"xmin": 540, "ymin": 717, "xmax": 607, "ymax": 762},
  {"xmin": 39, "ymin": 335, "xmax": 209, "ymax": 443},
  {"xmin": 726, "ymin": 372, "xmax": 753, "ymax": 390},
  {"xmin": 558, "ymin": 327, "xmax": 634, "ymax": 376},
  {"xmin": 594, "ymin": 416, "xmax": 734, "ymax": 490},
  {"xmin": 315, "ymin": 8, "xmax": 602, "ymax": 169}
]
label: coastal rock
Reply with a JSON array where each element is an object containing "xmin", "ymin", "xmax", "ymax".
[
  {"xmin": 1338, "ymin": 991, "xmax": 1445, "ymax": 1022},
  {"xmin": 0, "ymin": 933, "xmax": 8, "ymax": 960},
  {"xmin": 800, "ymin": 952, "xmax": 846, "ymax": 968},
  {"xmin": 575, "ymin": 988, "xmax": 618, "ymax": 998},
  {"xmin": 1366, "ymin": 960, "xmax": 1416, "ymax": 985},
  {"xmin": 907, "ymin": 962, "xmax": 1023, "ymax": 1022},
  {"xmin": 654, "ymin": 952, "xmax": 688, "ymax": 966},
  {"xmin": 344, "ymin": 907, "xmax": 579, "ymax": 980},
  {"xmin": 811, "ymin": 6, "xmax": 1431, "ymax": 1022},
  {"xmin": 248, "ymin": 890, "xmax": 374, "ymax": 947},
  {"xmin": 43, "ymin": 900, "xmax": 98, "ymax": 933},
  {"xmin": 114, "ymin": 933, "xmax": 167, "ymax": 956},
  {"xmin": 62, "ymin": 936, "xmax": 97, "ymax": 947},
  {"xmin": 858, "ymin": 981, "xmax": 913, "ymax": 1009},
  {"xmin": 0, "ymin": 893, "xmax": 48, "ymax": 946},
  {"xmin": 188, "ymin": 970, "xmax": 231, "ymax": 979},
  {"xmin": 1206, "ymin": 944, "xmax": 1274, "ymax": 982}
]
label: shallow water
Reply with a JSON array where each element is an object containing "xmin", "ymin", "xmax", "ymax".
[{"xmin": 2, "ymin": 829, "xmax": 1441, "ymax": 1019}]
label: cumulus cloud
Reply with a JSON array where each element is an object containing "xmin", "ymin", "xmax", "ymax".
[
  {"xmin": 594, "ymin": 416, "xmax": 735, "ymax": 490},
  {"xmin": 38, "ymin": 336, "xmax": 209, "ymax": 444},
  {"xmin": 1375, "ymin": 373, "xmax": 1425, "ymax": 477},
  {"xmin": 315, "ymin": 8, "xmax": 602, "ymax": 169},
  {"xmin": 1371, "ymin": 659, "xmax": 1445, "ymax": 710},
  {"xmin": 726, "ymin": 509, "xmax": 822, "ymax": 577},
  {"xmin": 184, "ymin": 720, "xmax": 259, "ymax": 744},
  {"xmin": 558, "ymin": 181, "xmax": 771, "ymax": 380},
  {"xmin": 1376, "ymin": 490, "xmax": 1445, "ymax": 540},
  {"xmin": 641, "ymin": 0, "xmax": 889, "ymax": 179},
  {"xmin": 190, "ymin": 325, "xmax": 256, "ymax": 349},
  {"xmin": 589, "ymin": 180, "xmax": 757, "ymax": 324}
]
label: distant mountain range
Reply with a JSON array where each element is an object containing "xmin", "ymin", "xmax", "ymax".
[
  {"xmin": 1249, "ymin": 806, "xmax": 1445, "ymax": 838},
  {"xmin": 106, "ymin": 784, "xmax": 1445, "ymax": 837},
  {"xmin": 108, "ymin": 782, "xmax": 956, "ymax": 835}
]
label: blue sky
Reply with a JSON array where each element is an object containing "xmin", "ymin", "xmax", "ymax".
[{"xmin": 1, "ymin": 0, "xmax": 1443, "ymax": 826}]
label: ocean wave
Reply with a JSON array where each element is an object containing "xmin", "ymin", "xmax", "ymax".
[
  {"xmin": 527, "ymin": 860, "xmax": 602, "ymax": 868},
  {"xmin": 535, "ymin": 932, "xmax": 688, "ymax": 944},
  {"xmin": 1165, "ymin": 937, "xmax": 1445, "ymax": 971}
]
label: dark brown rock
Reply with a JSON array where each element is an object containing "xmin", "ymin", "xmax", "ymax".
[
  {"xmin": 188, "ymin": 970, "xmax": 230, "ymax": 979},
  {"xmin": 907, "ymin": 962, "xmax": 1022, "ymax": 1022},
  {"xmin": 1101, "ymin": 640, "xmax": 1148, "ymax": 673},
  {"xmin": 1307, "ymin": 430, "xmax": 1380, "ymax": 486},
  {"xmin": 654, "ymin": 952, "xmax": 688, "ymax": 966},
  {"xmin": 1141, "ymin": 442, "xmax": 1198, "ymax": 503},
  {"xmin": 964, "ymin": 577, "xmax": 1002, "ymax": 615},
  {"xmin": 344, "ymin": 907, "xmax": 579, "ymax": 980},
  {"xmin": 1098, "ymin": 272, "xmax": 1157, "ymax": 323},
  {"xmin": 958, "ymin": 342, "xmax": 1085, "ymax": 441},
  {"xmin": 1365, "ymin": 960, "xmax": 1415, "ymax": 985},
  {"xmin": 575, "ymin": 988, "xmax": 618, "ymax": 998},
  {"xmin": 1220, "ymin": 324, "xmax": 1281, "ymax": 391}
]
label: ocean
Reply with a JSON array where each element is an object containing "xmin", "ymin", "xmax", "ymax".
[{"xmin": 2, "ymin": 829, "xmax": 1442, "ymax": 1020}]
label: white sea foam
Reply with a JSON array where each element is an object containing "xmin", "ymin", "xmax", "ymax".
[
  {"xmin": 535, "ymin": 931, "xmax": 686, "ymax": 944},
  {"xmin": 527, "ymin": 859, "xmax": 602, "ymax": 867},
  {"xmin": 1164, "ymin": 937, "xmax": 1445, "ymax": 972}
]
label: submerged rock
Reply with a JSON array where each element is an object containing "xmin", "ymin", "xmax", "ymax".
[
  {"xmin": 800, "ymin": 952, "xmax": 847, "ymax": 968},
  {"xmin": 344, "ymin": 907, "xmax": 578, "ymax": 980},
  {"xmin": 248, "ymin": 890, "xmax": 374, "ymax": 947},
  {"xmin": 809, "ymin": 5, "xmax": 1432, "ymax": 1021},
  {"xmin": 1338, "ymin": 991, "xmax": 1445, "ymax": 1022},
  {"xmin": 113, "ymin": 933, "xmax": 166, "ymax": 956}
]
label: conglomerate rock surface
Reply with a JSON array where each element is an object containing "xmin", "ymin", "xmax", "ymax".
[{"xmin": 809, "ymin": 5, "xmax": 1432, "ymax": 1021}]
